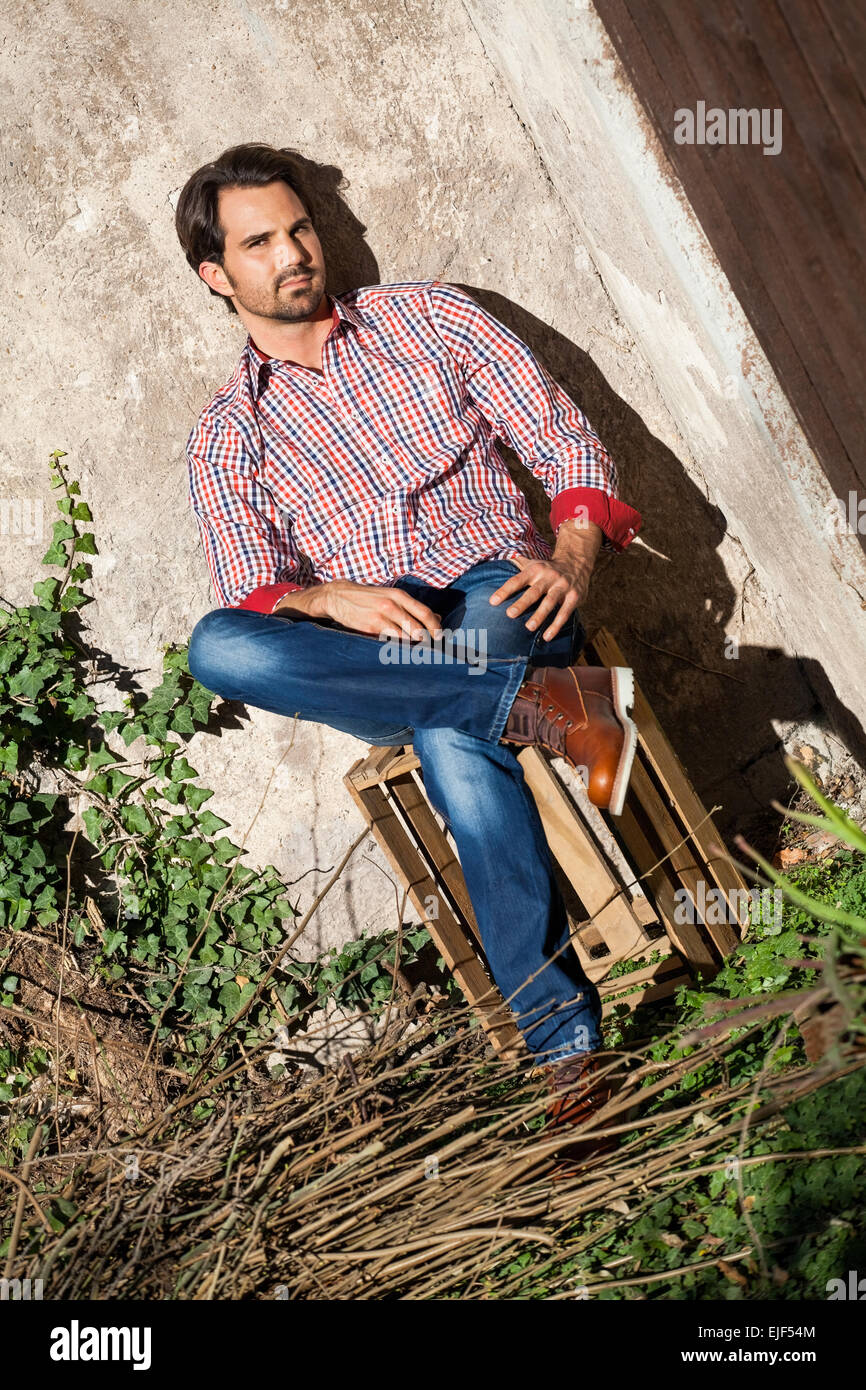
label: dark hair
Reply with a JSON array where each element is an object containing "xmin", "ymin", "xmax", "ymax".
[{"xmin": 175, "ymin": 143, "xmax": 315, "ymax": 315}]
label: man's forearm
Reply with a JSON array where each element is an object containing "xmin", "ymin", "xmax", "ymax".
[{"xmin": 552, "ymin": 518, "xmax": 603, "ymax": 570}]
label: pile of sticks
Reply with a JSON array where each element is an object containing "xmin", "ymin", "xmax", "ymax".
[{"xmin": 9, "ymin": 959, "xmax": 864, "ymax": 1301}]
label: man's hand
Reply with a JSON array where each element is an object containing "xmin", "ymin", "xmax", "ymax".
[
  {"xmin": 488, "ymin": 520, "xmax": 604, "ymax": 640},
  {"xmin": 275, "ymin": 580, "xmax": 444, "ymax": 640}
]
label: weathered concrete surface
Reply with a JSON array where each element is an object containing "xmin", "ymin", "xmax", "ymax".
[
  {"xmin": 1, "ymin": 0, "xmax": 861, "ymax": 961},
  {"xmin": 461, "ymin": 0, "xmax": 866, "ymax": 832}
]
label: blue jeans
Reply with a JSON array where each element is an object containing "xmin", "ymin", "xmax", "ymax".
[{"xmin": 188, "ymin": 559, "xmax": 603, "ymax": 1062}]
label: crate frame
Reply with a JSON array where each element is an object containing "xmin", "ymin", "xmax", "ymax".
[{"xmin": 344, "ymin": 626, "xmax": 750, "ymax": 1058}]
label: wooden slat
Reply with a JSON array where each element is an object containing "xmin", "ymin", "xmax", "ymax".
[
  {"xmin": 817, "ymin": 0, "xmax": 866, "ymax": 105},
  {"xmin": 736, "ymin": 0, "xmax": 866, "ymax": 283},
  {"xmin": 575, "ymin": 927, "xmax": 682, "ymax": 987},
  {"xmin": 516, "ymin": 745, "xmax": 655, "ymax": 961},
  {"xmin": 596, "ymin": 952, "xmax": 687, "ymax": 999},
  {"xmin": 781, "ymin": 0, "xmax": 866, "ymax": 188},
  {"xmin": 387, "ymin": 771, "xmax": 483, "ymax": 947},
  {"xmin": 675, "ymin": 0, "xmax": 866, "ymax": 387},
  {"xmin": 631, "ymin": 893, "xmax": 659, "ymax": 929},
  {"xmin": 614, "ymin": 800, "xmax": 718, "ymax": 976},
  {"xmin": 349, "ymin": 745, "xmax": 419, "ymax": 790},
  {"xmin": 585, "ymin": 629, "xmax": 750, "ymax": 911},
  {"xmin": 568, "ymin": 924, "xmax": 600, "ymax": 979},
  {"xmin": 617, "ymin": 928, "xmax": 677, "ymax": 963},
  {"xmin": 343, "ymin": 773, "xmax": 522, "ymax": 1057},
  {"xmin": 574, "ymin": 943, "xmax": 612, "ymax": 986},
  {"xmin": 600, "ymin": 971, "xmax": 688, "ymax": 1017},
  {"xmin": 628, "ymin": 756, "xmax": 741, "ymax": 958},
  {"xmin": 593, "ymin": 0, "xmax": 866, "ymax": 502}
]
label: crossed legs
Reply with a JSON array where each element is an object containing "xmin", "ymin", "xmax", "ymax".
[{"xmin": 188, "ymin": 559, "xmax": 602, "ymax": 1061}]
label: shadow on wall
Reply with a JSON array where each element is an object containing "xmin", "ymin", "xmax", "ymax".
[
  {"xmin": 199, "ymin": 154, "xmax": 866, "ymax": 859},
  {"xmin": 461, "ymin": 286, "xmax": 866, "ymax": 854}
]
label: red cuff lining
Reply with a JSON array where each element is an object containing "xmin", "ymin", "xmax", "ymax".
[
  {"xmin": 234, "ymin": 581, "xmax": 304, "ymax": 614},
  {"xmin": 550, "ymin": 487, "xmax": 643, "ymax": 553}
]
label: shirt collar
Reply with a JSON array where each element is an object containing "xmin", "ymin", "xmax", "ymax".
[{"xmin": 246, "ymin": 291, "xmax": 363, "ymax": 398}]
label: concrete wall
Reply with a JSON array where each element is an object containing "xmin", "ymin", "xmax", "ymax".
[
  {"xmin": 2, "ymin": 0, "xmax": 862, "ymax": 958},
  {"xmin": 462, "ymin": 0, "xmax": 866, "ymax": 815}
]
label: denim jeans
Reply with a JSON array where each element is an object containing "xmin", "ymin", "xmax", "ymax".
[{"xmin": 188, "ymin": 559, "xmax": 603, "ymax": 1062}]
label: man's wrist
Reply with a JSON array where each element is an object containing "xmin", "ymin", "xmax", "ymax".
[
  {"xmin": 553, "ymin": 518, "xmax": 603, "ymax": 565},
  {"xmin": 273, "ymin": 585, "xmax": 321, "ymax": 616}
]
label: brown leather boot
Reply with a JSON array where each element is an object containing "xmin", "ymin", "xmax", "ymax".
[
  {"xmin": 543, "ymin": 1052, "xmax": 620, "ymax": 1172},
  {"xmin": 501, "ymin": 664, "xmax": 637, "ymax": 816}
]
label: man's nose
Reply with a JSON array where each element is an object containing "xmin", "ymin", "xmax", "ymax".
[{"xmin": 273, "ymin": 234, "xmax": 306, "ymax": 269}]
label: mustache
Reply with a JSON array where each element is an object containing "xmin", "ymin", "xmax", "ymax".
[{"xmin": 276, "ymin": 272, "xmax": 313, "ymax": 288}]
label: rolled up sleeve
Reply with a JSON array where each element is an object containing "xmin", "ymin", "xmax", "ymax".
[
  {"xmin": 186, "ymin": 411, "xmax": 306, "ymax": 612},
  {"xmin": 426, "ymin": 280, "xmax": 643, "ymax": 552}
]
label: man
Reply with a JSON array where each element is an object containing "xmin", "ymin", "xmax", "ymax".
[{"xmin": 175, "ymin": 143, "xmax": 643, "ymax": 1151}]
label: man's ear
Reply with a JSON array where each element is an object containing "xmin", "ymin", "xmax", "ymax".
[{"xmin": 198, "ymin": 259, "xmax": 233, "ymax": 300}]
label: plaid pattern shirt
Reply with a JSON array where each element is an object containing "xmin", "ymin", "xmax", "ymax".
[{"xmin": 186, "ymin": 279, "xmax": 643, "ymax": 613}]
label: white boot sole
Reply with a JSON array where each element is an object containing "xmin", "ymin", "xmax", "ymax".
[{"xmin": 607, "ymin": 666, "xmax": 638, "ymax": 817}]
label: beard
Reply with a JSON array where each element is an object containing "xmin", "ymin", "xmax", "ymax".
[{"xmin": 226, "ymin": 268, "xmax": 324, "ymax": 322}]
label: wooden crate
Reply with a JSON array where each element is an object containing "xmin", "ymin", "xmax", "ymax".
[{"xmin": 344, "ymin": 626, "xmax": 750, "ymax": 1059}]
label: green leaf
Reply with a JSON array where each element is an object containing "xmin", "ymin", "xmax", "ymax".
[
  {"xmin": 168, "ymin": 756, "xmax": 198, "ymax": 782},
  {"xmin": 213, "ymin": 838, "xmax": 242, "ymax": 864},
  {"xmin": 217, "ymin": 980, "xmax": 241, "ymax": 1012},
  {"xmin": 170, "ymin": 705, "xmax": 195, "ymax": 734},
  {"xmin": 68, "ymin": 691, "xmax": 95, "ymax": 721},
  {"xmin": 182, "ymin": 983, "xmax": 212, "ymax": 1013},
  {"xmin": 106, "ymin": 769, "xmax": 137, "ymax": 796},
  {"xmin": 143, "ymin": 713, "xmax": 169, "ymax": 743},
  {"xmin": 9, "ymin": 667, "xmax": 47, "ymax": 701},
  {"xmin": 74, "ymin": 533, "xmax": 98, "ymax": 555},
  {"xmin": 100, "ymin": 710, "xmax": 127, "ymax": 733},
  {"xmin": 60, "ymin": 586, "xmax": 90, "ymax": 610},
  {"xmin": 87, "ymin": 747, "xmax": 116, "ymax": 770},
  {"xmin": 8, "ymin": 899, "xmax": 31, "ymax": 930},
  {"xmin": 32, "ymin": 578, "xmax": 60, "ymax": 607},
  {"xmin": 82, "ymin": 806, "xmax": 106, "ymax": 842},
  {"xmin": 121, "ymin": 804, "xmax": 152, "ymax": 836},
  {"xmin": 188, "ymin": 684, "xmax": 214, "ymax": 722},
  {"xmin": 185, "ymin": 965, "xmax": 213, "ymax": 987},
  {"xmin": 184, "ymin": 785, "xmax": 213, "ymax": 811},
  {"xmin": 0, "ymin": 741, "xmax": 19, "ymax": 774}
]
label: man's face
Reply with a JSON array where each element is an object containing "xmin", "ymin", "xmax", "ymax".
[{"xmin": 201, "ymin": 181, "xmax": 327, "ymax": 321}]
